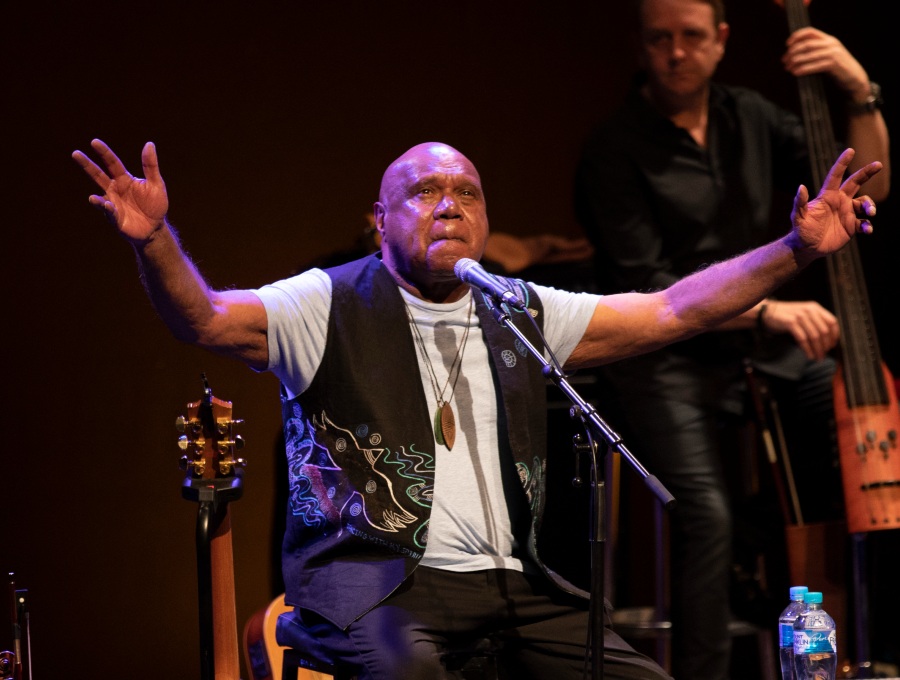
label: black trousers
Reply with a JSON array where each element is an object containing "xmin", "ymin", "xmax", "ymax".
[{"xmin": 277, "ymin": 565, "xmax": 672, "ymax": 680}]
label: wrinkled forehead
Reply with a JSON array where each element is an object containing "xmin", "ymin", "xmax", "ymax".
[{"xmin": 380, "ymin": 143, "xmax": 481, "ymax": 200}]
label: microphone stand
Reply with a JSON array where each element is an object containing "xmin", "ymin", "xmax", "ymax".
[{"xmin": 483, "ymin": 297, "xmax": 676, "ymax": 680}]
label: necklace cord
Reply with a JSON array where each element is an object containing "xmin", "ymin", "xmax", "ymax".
[{"xmin": 404, "ymin": 295, "xmax": 474, "ymax": 407}]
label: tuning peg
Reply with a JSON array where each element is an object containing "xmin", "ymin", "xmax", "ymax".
[
  {"xmin": 180, "ymin": 455, "xmax": 206, "ymax": 475},
  {"xmin": 176, "ymin": 415, "xmax": 204, "ymax": 438},
  {"xmin": 178, "ymin": 434, "xmax": 205, "ymax": 454},
  {"xmin": 218, "ymin": 455, "xmax": 248, "ymax": 475},
  {"xmin": 215, "ymin": 418, "xmax": 245, "ymax": 435},
  {"xmin": 225, "ymin": 457, "xmax": 248, "ymax": 471}
]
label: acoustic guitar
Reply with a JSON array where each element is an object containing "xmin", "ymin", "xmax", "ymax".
[{"xmin": 178, "ymin": 377, "xmax": 246, "ymax": 680}]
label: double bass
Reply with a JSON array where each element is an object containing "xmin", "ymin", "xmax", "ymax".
[{"xmin": 779, "ymin": 0, "xmax": 899, "ymax": 535}]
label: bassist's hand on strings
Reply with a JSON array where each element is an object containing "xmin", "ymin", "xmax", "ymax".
[
  {"xmin": 775, "ymin": 0, "xmax": 891, "ymax": 200},
  {"xmin": 783, "ymin": 26, "xmax": 870, "ymax": 99}
]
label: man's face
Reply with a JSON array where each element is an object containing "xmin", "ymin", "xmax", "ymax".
[
  {"xmin": 638, "ymin": 0, "xmax": 728, "ymax": 98},
  {"xmin": 375, "ymin": 144, "xmax": 489, "ymax": 296}
]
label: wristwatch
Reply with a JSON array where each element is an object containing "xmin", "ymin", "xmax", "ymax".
[{"xmin": 848, "ymin": 81, "xmax": 883, "ymax": 115}]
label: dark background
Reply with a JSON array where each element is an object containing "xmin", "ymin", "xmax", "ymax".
[{"xmin": 4, "ymin": 1, "xmax": 897, "ymax": 678}]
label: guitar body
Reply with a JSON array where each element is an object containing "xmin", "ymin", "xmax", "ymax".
[
  {"xmin": 833, "ymin": 360, "xmax": 900, "ymax": 534},
  {"xmin": 243, "ymin": 595, "xmax": 331, "ymax": 680}
]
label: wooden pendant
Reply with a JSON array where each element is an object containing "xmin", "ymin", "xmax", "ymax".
[
  {"xmin": 440, "ymin": 402, "xmax": 456, "ymax": 450},
  {"xmin": 433, "ymin": 405, "xmax": 446, "ymax": 447},
  {"xmin": 433, "ymin": 402, "xmax": 456, "ymax": 450}
]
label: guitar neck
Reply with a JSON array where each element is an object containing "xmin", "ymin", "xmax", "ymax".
[{"xmin": 211, "ymin": 511, "xmax": 241, "ymax": 680}]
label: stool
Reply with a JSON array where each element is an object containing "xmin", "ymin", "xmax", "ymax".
[
  {"xmin": 276, "ymin": 608, "xmax": 357, "ymax": 680},
  {"xmin": 608, "ymin": 484, "xmax": 671, "ymax": 668},
  {"xmin": 243, "ymin": 593, "xmax": 355, "ymax": 680}
]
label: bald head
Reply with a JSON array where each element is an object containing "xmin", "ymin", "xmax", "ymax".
[{"xmin": 379, "ymin": 142, "xmax": 482, "ymax": 204}]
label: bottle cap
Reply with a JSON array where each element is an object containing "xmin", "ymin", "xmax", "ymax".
[
  {"xmin": 790, "ymin": 586, "xmax": 809, "ymax": 599},
  {"xmin": 804, "ymin": 591, "xmax": 823, "ymax": 604}
]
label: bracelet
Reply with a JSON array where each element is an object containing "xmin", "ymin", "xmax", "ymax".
[
  {"xmin": 848, "ymin": 81, "xmax": 883, "ymax": 115},
  {"xmin": 756, "ymin": 303, "xmax": 769, "ymax": 334}
]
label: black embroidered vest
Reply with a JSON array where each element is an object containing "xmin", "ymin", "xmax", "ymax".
[{"xmin": 279, "ymin": 254, "xmax": 583, "ymax": 629}]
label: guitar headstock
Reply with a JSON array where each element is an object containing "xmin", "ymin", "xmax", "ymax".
[{"xmin": 176, "ymin": 375, "xmax": 246, "ymax": 480}]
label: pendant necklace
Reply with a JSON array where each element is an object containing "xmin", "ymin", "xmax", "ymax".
[{"xmin": 404, "ymin": 295, "xmax": 473, "ymax": 451}]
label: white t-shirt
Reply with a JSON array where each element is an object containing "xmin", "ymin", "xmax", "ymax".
[{"xmin": 255, "ymin": 268, "xmax": 599, "ymax": 573}]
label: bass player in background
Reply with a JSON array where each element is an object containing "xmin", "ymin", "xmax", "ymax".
[{"xmin": 573, "ymin": 0, "xmax": 890, "ymax": 677}]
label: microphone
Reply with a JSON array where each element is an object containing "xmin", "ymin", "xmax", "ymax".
[{"xmin": 454, "ymin": 258, "xmax": 526, "ymax": 310}]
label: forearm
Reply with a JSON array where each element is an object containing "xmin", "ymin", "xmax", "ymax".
[
  {"xmin": 663, "ymin": 235, "xmax": 808, "ymax": 336},
  {"xmin": 133, "ymin": 220, "xmax": 221, "ymax": 344},
  {"xmin": 570, "ymin": 236, "xmax": 807, "ymax": 368}
]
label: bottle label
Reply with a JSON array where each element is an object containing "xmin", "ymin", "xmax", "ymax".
[
  {"xmin": 793, "ymin": 629, "xmax": 837, "ymax": 654},
  {"xmin": 780, "ymin": 622, "xmax": 794, "ymax": 647}
]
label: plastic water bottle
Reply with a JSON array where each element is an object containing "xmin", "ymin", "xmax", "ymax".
[
  {"xmin": 779, "ymin": 585, "xmax": 808, "ymax": 679},
  {"xmin": 792, "ymin": 591, "xmax": 837, "ymax": 680}
]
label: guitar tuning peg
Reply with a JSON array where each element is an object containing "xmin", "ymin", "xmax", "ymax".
[
  {"xmin": 215, "ymin": 418, "xmax": 245, "ymax": 435},
  {"xmin": 234, "ymin": 434, "xmax": 245, "ymax": 450},
  {"xmin": 180, "ymin": 455, "xmax": 206, "ymax": 475},
  {"xmin": 176, "ymin": 415, "xmax": 188, "ymax": 432}
]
